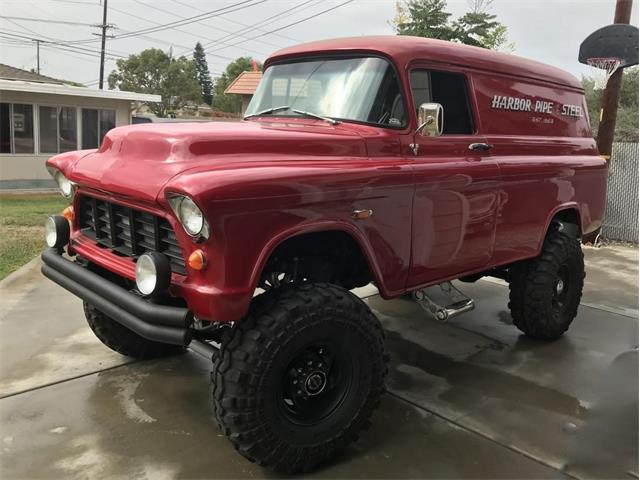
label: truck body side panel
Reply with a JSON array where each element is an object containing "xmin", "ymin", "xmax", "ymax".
[{"xmin": 469, "ymin": 71, "xmax": 607, "ymax": 266}]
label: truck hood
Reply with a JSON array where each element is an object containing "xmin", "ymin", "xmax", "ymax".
[{"xmin": 68, "ymin": 120, "xmax": 366, "ymax": 203}]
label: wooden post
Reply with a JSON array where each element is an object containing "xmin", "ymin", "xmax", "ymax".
[{"xmin": 596, "ymin": 0, "xmax": 633, "ymax": 160}]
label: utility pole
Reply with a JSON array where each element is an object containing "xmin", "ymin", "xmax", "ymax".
[
  {"xmin": 98, "ymin": 0, "xmax": 109, "ymax": 89},
  {"xmin": 596, "ymin": 0, "xmax": 633, "ymax": 159},
  {"xmin": 92, "ymin": 0, "xmax": 115, "ymax": 89},
  {"xmin": 34, "ymin": 39, "xmax": 40, "ymax": 74}
]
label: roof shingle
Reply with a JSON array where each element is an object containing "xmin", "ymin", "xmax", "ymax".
[
  {"xmin": 224, "ymin": 71, "xmax": 262, "ymax": 95},
  {"xmin": 0, "ymin": 63, "xmax": 67, "ymax": 85}
]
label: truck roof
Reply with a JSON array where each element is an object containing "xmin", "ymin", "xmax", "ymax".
[{"xmin": 267, "ymin": 36, "xmax": 582, "ymax": 90}]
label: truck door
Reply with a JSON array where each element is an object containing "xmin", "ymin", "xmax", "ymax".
[{"xmin": 407, "ymin": 68, "xmax": 501, "ymax": 288}]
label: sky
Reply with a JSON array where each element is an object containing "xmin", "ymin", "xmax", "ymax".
[{"xmin": 0, "ymin": 0, "xmax": 638, "ymax": 88}]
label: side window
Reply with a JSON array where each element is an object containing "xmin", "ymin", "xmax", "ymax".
[
  {"xmin": 410, "ymin": 69, "xmax": 474, "ymax": 134},
  {"xmin": 82, "ymin": 108, "xmax": 116, "ymax": 149},
  {"xmin": 0, "ymin": 103, "xmax": 35, "ymax": 154}
]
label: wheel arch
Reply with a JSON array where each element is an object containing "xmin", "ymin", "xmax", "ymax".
[
  {"xmin": 537, "ymin": 203, "xmax": 582, "ymax": 253},
  {"xmin": 249, "ymin": 222, "xmax": 385, "ymax": 294}
]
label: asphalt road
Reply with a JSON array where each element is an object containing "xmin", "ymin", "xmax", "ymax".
[{"xmin": 0, "ymin": 245, "xmax": 637, "ymax": 479}]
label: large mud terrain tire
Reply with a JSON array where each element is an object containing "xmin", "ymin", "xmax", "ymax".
[
  {"xmin": 84, "ymin": 302, "xmax": 185, "ymax": 358},
  {"xmin": 212, "ymin": 283, "xmax": 388, "ymax": 473},
  {"xmin": 509, "ymin": 230, "xmax": 584, "ymax": 339}
]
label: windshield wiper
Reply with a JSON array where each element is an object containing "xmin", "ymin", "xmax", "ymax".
[
  {"xmin": 244, "ymin": 105, "xmax": 339, "ymax": 125},
  {"xmin": 243, "ymin": 105, "xmax": 291, "ymax": 120},
  {"xmin": 291, "ymin": 108, "xmax": 340, "ymax": 125}
]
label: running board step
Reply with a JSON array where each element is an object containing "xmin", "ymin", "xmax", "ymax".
[{"xmin": 412, "ymin": 281, "xmax": 475, "ymax": 322}]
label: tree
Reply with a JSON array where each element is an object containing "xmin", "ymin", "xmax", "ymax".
[
  {"xmin": 391, "ymin": 0, "xmax": 512, "ymax": 51},
  {"xmin": 582, "ymin": 67, "xmax": 638, "ymax": 142},
  {"xmin": 107, "ymin": 48, "xmax": 201, "ymax": 117},
  {"xmin": 393, "ymin": 0, "xmax": 455, "ymax": 41},
  {"xmin": 193, "ymin": 42, "xmax": 213, "ymax": 105},
  {"xmin": 211, "ymin": 57, "xmax": 263, "ymax": 113}
]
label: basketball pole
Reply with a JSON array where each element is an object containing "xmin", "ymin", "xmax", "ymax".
[{"xmin": 596, "ymin": 0, "xmax": 634, "ymax": 160}]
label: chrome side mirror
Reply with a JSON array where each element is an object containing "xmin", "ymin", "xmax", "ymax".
[{"xmin": 416, "ymin": 103, "xmax": 444, "ymax": 137}]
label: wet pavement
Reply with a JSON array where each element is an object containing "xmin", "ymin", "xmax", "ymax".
[{"xmin": 1, "ymin": 245, "xmax": 637, "ymax": 479}]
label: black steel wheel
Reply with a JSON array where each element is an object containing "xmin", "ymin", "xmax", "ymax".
[
  {"xmin": 509, "ymin": 228, "xmax": 585, "ymax": 339},
  {"xmin": 211, "ymin": 283, "xmax": 388, "ymax": 473},
  {"xmin": 280, "ymin": 342, "xmax": 351, "ymax": 426}
]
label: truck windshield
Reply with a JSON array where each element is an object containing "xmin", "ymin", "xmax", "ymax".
[{"xmin": 245, "ymin": 57, "xmax": 407, "ymax": 128}]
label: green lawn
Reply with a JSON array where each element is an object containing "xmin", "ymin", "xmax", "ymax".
[{"xmin": 0, "ymin": 193, "xmax": 69, "ymax": 280}]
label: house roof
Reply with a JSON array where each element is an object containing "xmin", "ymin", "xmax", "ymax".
[
  {"xmin": 225, "ymin": 71, "xmax": 263, "ymax": 95},
  {"xmin": 0, "ymin": 63, "xmax": 67, "ymax": 84},
  {"xmin": 0, "ymin": 79, "xmax": 161, "ymax": 102}
]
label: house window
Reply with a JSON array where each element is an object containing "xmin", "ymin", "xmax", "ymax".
[
  {"xmin": 410, "ymin": 70, "xmax": 474, "ymax": 134},
  {"xmin": 0, "ymin": 103, "xmax": 35, "ymax": 154},
  {"xmin": 81, "ymin": 108, "xmax": 115, "ymax": 149},
  {"xmin": 39, "ymin": 106, "xmax": 77, "ymax": 154}
]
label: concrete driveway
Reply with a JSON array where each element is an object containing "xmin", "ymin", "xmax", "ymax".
[{"xmin": 1, "ymin": 245, "xmax": 637, "ymax": 479}]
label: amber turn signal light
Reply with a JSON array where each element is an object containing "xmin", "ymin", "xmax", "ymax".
[
  {"xmin": 62, "ymin": 206, "xmax": 75, "ymax": 222},
  {"xmin": 188, "ymin": 249, "xmax": 206, "ymax": 271}
]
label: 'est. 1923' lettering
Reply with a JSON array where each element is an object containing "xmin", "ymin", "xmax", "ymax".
[{"xmin": 491, "ymin": 95, "xmax": 583, "ymax": 117}]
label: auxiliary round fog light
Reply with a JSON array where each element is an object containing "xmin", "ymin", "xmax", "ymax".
[
  {"xmin": 45, "ymin": 215, "xmax": 70, "ymax": 249},
  {"xmin": 135, "ymin": 252, "xmax": 171, "ymax": 296}
]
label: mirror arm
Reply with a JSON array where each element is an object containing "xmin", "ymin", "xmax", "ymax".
[{"xmin": 410, "ymin": 121, "xmax": 429, "ymax": 156}]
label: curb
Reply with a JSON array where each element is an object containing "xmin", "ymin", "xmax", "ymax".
[{"xmin": 0, "ymin": 255, "xmax": 43, "ymax": 290}]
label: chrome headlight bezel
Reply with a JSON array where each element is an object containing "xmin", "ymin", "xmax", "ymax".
[
  {"xmin": 167, "ymin": 194, "xmax": 210, "ymax": 240},
  {"xmin": 47, "ymin": 167, "xmax": 76, "ymax": 199}
]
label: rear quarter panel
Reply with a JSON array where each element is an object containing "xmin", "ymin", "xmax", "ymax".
[{"xmin": 471, "ymin": 71, "xmax": 607, "ymax": 264}]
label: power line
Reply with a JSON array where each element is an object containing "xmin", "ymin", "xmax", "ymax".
[
  {"xmin": 66, "ymin": 0, "xmax": 267, "ymax": 44},
  {"xmin": 133, "ymin": 0, "xmax": 277, "ymax": 55},
  {"xmin": 104, "ymin": 4, "xmax": 243, "ymax": 61},
  {"xmin": 196, "ymin": 0, "xmax": 349, "ymax": 55},
  {"xmin": 0, "ymin": 15, "xmax": 95, "ymax": 26},
  {"xmin": 171, "ymin": 0, "xmax": 299, "ymax": 44},
  {"xmin": 0, "ymin": 31, "xmax": 127, "ymax": 59},
  {"xmin": 177, "ymin": 0, "xmax": 318, "ymax": 56}
]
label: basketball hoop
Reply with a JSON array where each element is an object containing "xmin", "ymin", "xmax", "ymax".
[{"xmin": 586, "ymin": 57, "xmax": 621, "ymax": 89}]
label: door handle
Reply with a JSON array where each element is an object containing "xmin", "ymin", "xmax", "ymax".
[{"xmin": 468, "ymin": 142, "xmax": 493, "ymax": 151}]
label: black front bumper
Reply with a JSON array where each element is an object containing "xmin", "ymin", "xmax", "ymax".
[{"xmin": 41, "ymin": 248, "xmax": 193, "ymax": 346}]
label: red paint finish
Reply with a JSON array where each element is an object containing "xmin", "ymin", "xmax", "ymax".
[{"xmin": 47, "ymin": 36, "xmax": 607, "ymax": 322}]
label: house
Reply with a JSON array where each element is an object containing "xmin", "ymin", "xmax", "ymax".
[
  {"xmin": 0, "ymin": 64, "xmax": 161, "ymax": 190},
  {"xmin": 224, "ymin": 71, "xmax": 263, "ymax": 115}
]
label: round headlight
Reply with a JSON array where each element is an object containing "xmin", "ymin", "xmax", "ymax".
[
  {"xmin": 44, "ymin": 215, "xmax": 70, "ymax": 249},
  {"xmin": 54, "ymin": 171, "xmax": 74, "ymax": 198},
  {"xmin": 179, "ymin": 197, "xmax": 204, "ymax": 236},
  {"xmin": 135, "ymin": 252, "xmax": 171, "ymax": 296}
]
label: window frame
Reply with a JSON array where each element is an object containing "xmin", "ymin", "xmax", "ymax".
[
  {"xmin": 0, "ymin": 103, "xmax": 36, "ymax": 155},
  {"xmin": 407, "ymin": 65, "xmax": 480, "ymax": 136},
  {"xmin": 254, "ymin": 53, "xmax": 412, "ymax": 131}
]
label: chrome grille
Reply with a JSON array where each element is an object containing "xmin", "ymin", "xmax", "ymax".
[{"xmin": 78, "ymin": 195, "xmax": 186, "ymax": 275}]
